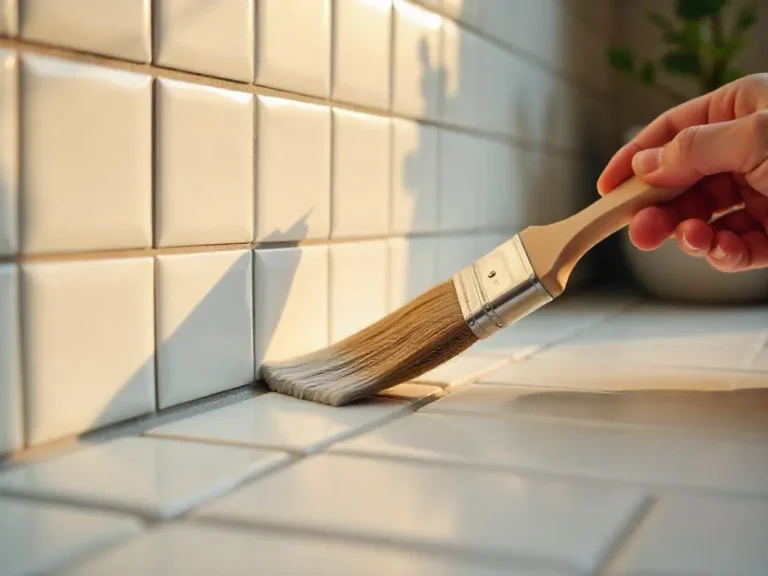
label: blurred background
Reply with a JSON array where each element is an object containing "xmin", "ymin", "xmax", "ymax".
[{"xmin": 0, "ymin": 0, "xmax": 766, "ymax": 454}]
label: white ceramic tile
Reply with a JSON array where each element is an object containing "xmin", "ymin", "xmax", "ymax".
[
  {"xmin": 196, "ymin": 452, "xmax": 648, "ymax": 573},
  {"xmin": 390, "ymin": 118, "xmax": 439, "ymax": 234},
  {"xmin": 255, "ymin": 0, "xmax": 330, "ymax": 97},
  {"xmin": 0, "ymin": 0, "xmax": 17, "ymax": 36},
  {"xmin": 330, "ymin": 109, "xmax": 391, "ymax": 238},
  {"xmin": 479, "ymin": 357, "xmax": 754, "ymax": 392},
  {"xmin": 392, "ymin": 0, "xmax": 442, "ymax": 121},
  {"xmin": 539, "ymin": 302, "xmax": 768, "ymax": 370},
  {"xmin": 20, "ymin": 55, "xmax": 152, "ymax": 254},
  {"xmin": 155, "ymin": 251, "xmax": 254, "ymax": 409},
  {"xmin": 481, "ymin": 141, "xmax": 520, "ymax": 230},
  {"xmin": 422, "ymin": 384, "xmax": 768, "ymax": 439},
  {"xmin": 332, "ymin": 0, "xmax": 391, "ymax": 109},
  {"xmin": 20, "ymin": 0, "xmax": 150, "ymax": 62},
  {"xmin": 474, "ymin": 233, "xmax": 509, "ymax": 262},
  {"xmin": 479, "ymin": 39, "xmax": 515, "ymax": 136},
  {"xmin": 388, "ymin": 236, "xmax": 437, "ymax": 311},
  {"xmin": 0, "ymin": 49, "xmax": 17, "ymax": 256},
  {"xmin": 440, "ymin": 129, "xmax": 480, "ymax": 232},
  {"xmin": 607, "ymin": 494, "xmax": 768, "ymax": 576},
  {"xmin": 442, "ymin": 0, "xmax": 482, "ymax": 27},
  {"xmin": 253, "ymin": 246, "xmax": 329, "ymax": 368},
  {"xmin": 441, "ymin": 20, "xmax": 482, "ymax": 129},
  {"xmin": 255, "ymin": 96, "xmax": 331, "ymax": 242},
  {"xmin": 0, "ymin": 497, "xmax": 140, "ymax": 576},
  {"xmin": 0, "ymin": 437, "xmax": 289, "ymax": 519},
  {"xmin": 154, "ymin": 79, "xmax": 253, "ymax": 247},
  {"xmin": 333, "ymin": 412, "xmax": 768, "ymax": 496},
  {"xmin": 0, "ymin": 265, "xmax": 21, "ymax": 454},
  {"xmin": 148, "ymin": 392, "xmax": 409, "ymax": 454},
  {"xmin": 21, "ymin": 258, "xmax": 155, "ymax": 445},
  {"xmin": 435, "ymin": 233, "xmax": 477, "ymax": 282},
  {"xmin": 330, "ymin": 241, "xmax": 389, "ymax": 343},
  {"xmin": 62, "ymin": 523, "xmax": 547, "ymax": 576},
  {"xmin": 377, "ymin": 382, "xmax": 444, "ymax": 405},
  {"xmin": 416, "ymin": 356, "xmax": 510, "ymax": 387},
  {"xmin": 154, "ymin": 0, "xmax": 254, "ymax": 81}
]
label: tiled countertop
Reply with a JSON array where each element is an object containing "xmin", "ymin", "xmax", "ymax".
[{"xmin": 2, "ymin": 291, "xmax": 768, "ymax": 575}]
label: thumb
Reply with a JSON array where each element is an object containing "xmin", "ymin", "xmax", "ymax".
[{"xmin": 631, "ymin": 112, "xmax": 768, "ymax": 194}]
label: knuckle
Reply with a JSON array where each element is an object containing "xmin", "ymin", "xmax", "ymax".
[
  {"xmin": 671, "ymin": 125, "xmax": 702, "ymax": 161},
  {"xmin": 748, "ymin": 111, "xmax": 768, "ymax": 150}
]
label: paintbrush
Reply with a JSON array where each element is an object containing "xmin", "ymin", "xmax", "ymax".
[{"xmin": 261, "ymin": 175, "xmax": 685, "ymax": 406}]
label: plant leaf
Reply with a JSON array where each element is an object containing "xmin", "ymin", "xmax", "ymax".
[
  {"xmin": 724, "ymin": 67, "xmax": 745, "ymax": 83},
  {"xmin": 736, "ymin": 2, "xmax": 758, "ymax": 31},
  {"xmin": 639, "ymin": 61, "xmax": 656, "ymax": 86},
  {"xmin": 661, "ymin": 51, "xmax": 702, "ymax": 76},
  {"xmin": 607, "ymin": 46, "xmax": 635, "ymax": 73},
  {"xmin": 675, "ymin": 0, "xmax": 726, "ymax": 21}
]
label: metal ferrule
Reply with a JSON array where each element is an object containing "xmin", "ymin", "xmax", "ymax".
[{"xmin": 452, "ymin": 234, "xmax": 553, "ymax": 340}]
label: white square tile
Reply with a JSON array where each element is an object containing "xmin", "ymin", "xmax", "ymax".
[
  {"xmin": 331, "ymin": 109, "xmax": 391, "ymax": 239},
  {"xmin": 440, "ymin": 129, "xmax": 480, "ymax": 232},
  {"xmin": 20, "ymin": 55, "xmax": 152, "ymax": 254},
  {"xmin": 196, "ymin": 452, "xmax": 648, "ymax": 573},
  {"xmin": 154, "ymin": 0, "xmax": 255, "ymax": 81},
  {"xmin": 479, "ymin": 40, "xmax": 515, "ymax": 136},
  {"xmin": 392, "ymin": 0, "xmax": 442, "ymax": 121},
  {"xmin": 155, "ymin": 79, "xmax": 254, "ymax": 247},
  {"xmin": 539, "ymin": 302, "xmax": 768, "ymax": 370},
  {"xmin": 156, "ymin": 250, "xmax": 254, "ymax": 409},
  {"xmin": 332, "ymin": 0, "xmax": 391, "ymax": 109},
  {"xmin": 607, "ymin": 495, "xmax": 768, "ymax": 576},
  {"xmin": 329, "ymin": 241, "xmax": 389, "ymax": 343},
  {"xmin": 20, "ymin": 0, "xmax": 150, "ymax": 62},
  {"xmin": 481, "ymin": 142, "xmax": 520, "ymax": 230},
  {"xmin": 21, "ymin": 258, "xmax": 156, "ymax": 445},
  {"xmin": 62, "ymin": 523, "xmax": 538, "ymax": 576},
  {"xmin": 416, "ymin": 356, "xmax": 510, "ymax": 387},
  {"xmin": 253, "ymin": 246, "xmax": 329, "ymax": 368},
  {"xmin": 255, "ymin": 96, "xmax": 330, "ymax": 242},
  {"xmin": 147, "ymin": 392, "xmax": 409, "ymax": 454},
  {"xmin": 388, "ymin": 236, "xmax": 437, "ymax": 311},
  {"xmin": 442, "ymin": 0, "xmax": 482, "ymax": 27},
  {"xmin": 435, "ymin": 233, "xmax": 477, "ymax": 282},
  {"xmin": 0, "ymin": 0, "xmax": 17, "ymax": 36},
  {"xmin": 0, "ymin": 437, "xmax": 290, "ymax": 519},
  {"xmin": 0, "ymin": 497, "xmax": 140, "ymax": 576},
  {"xmin": 333, "ymin": 412, "xmax": 768, "ymax": 496},
  {"xmin": 0, "ymin": 265, "xmax": 21, "ymax": 454},
  {"xmin": 377, "ymin": 382, "xmax": 444, "ymax": 405},
  {"xmin": 255, "ymin": 0, "xmax": 330, "ymax": 97},
  {"xmin": 441, "ymin": 20, "xmax": 482, "ymax": 129},
  {"xmin": 0, "ymin": 49, "xmax": 17, "ymax": 256},
  {"xmin": 390, "ymin": 118, "xmax": 439, "ymax": 234},
  {"xmin": 479, "ymin": 357, "xmax": 750, "ymax": 393}
]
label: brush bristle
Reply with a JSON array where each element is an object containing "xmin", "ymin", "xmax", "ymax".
[{"xmin": 260, "ymin": 280, "xmax": 477, "ymax": 406}]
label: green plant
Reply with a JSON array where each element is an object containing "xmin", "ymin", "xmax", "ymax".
[{"xmin": 607, "ymin": 0, "xmax": 759, "ymax": 104}]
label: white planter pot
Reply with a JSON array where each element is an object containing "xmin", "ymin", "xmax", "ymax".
[{"xmin": 620, "ymin": 125, "xmax": 768, "ymax": 304}]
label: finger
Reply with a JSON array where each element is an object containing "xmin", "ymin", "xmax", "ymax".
[
  {"xmin": 742, "ymin": 185, "xmax": 768, "ymax": 225},
  {"xmin": 597, "ymin": 93, "xmax": 714, "ymax": 195},
  {"xmin": 709, "ymin": 207, "xmax": 763, "ymax": 234},
  {"xmin": 675, "ymin": 219, "xmax": 714, "ymax": 257},
  {"xmin": 628, "ymin": 205, "xmax": 678, "ymax": 250},
  {"xmin": 631, "ymin": 112, "xmax": 768, "ymax": 193},
  {"xmin": 707, "ymin": 230, "xmax": 748, "ymax": 272},
  {"xmin": 741, "ymin": 230, "xmax": 768, "ymax": 269}
]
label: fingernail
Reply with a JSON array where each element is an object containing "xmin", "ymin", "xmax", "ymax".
[
  {"xmin": 632, "ymin": 148, "xmax": 662, "ymax": 176},
  {"xmin": 682, "ymin": 233, "xmax": 700, "ymax": 253},
  {"xmin": 712, "ymin": 244, "xmax": 727, "ymax": 260}
]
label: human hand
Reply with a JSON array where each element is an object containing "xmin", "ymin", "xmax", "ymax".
[{"xmin": 598, "ymin": 73, "xmax": 768, "ymax": 272}]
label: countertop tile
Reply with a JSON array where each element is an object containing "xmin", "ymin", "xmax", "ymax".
[
  {"xmin": 332, "ymin": 412, "xmax": 768, "ymax": 496},
  {"xmin": 147, "ymin": 392, "xmax": 410, "ymax": 454},
  {"xmin": 195, "ymin": 452, "xmax": 648, "ymax": 573},
  {"xmin": 61, "ymin": 522, "xmax": 560, "ymax": 576},
  {"xmin": 416, "ymin": 355, "xmax": 511, "ymax": 387},
  {"xmin": 0, "ymin": 496, "xmax": 140, "ymax": 576},
  {"xmin": 0, "ymin": 437, "xmax": 289, "ymax": 519},
  {"xmin": 606, "ymin": 494, "xmax": 768, "ymax": 576}
]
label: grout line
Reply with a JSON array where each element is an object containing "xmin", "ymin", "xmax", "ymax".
[
  {"xmin": 594, "ymin": 494, "xmax": 658, "ymax": 576},
  {"xmin": 7, "ymin": 228, "xmax": 520, "ymax": 265},
  {"xmin": 0, "ymin": 36, "xmax": 607, "ymax": 161}
]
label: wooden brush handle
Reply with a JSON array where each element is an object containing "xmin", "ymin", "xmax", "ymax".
[{"xmin": 519, "ymin": 176, "xmax": 687, "ymax": 296}]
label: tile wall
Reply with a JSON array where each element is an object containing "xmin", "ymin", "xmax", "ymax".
[{"xmin": 0, "ymin": 0, "xmax": 617, "ymax": 454}]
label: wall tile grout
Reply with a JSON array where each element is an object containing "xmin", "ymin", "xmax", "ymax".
[{"xmin": 0, "ymin": 37, "xmax": 610, "ymax": 161}]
